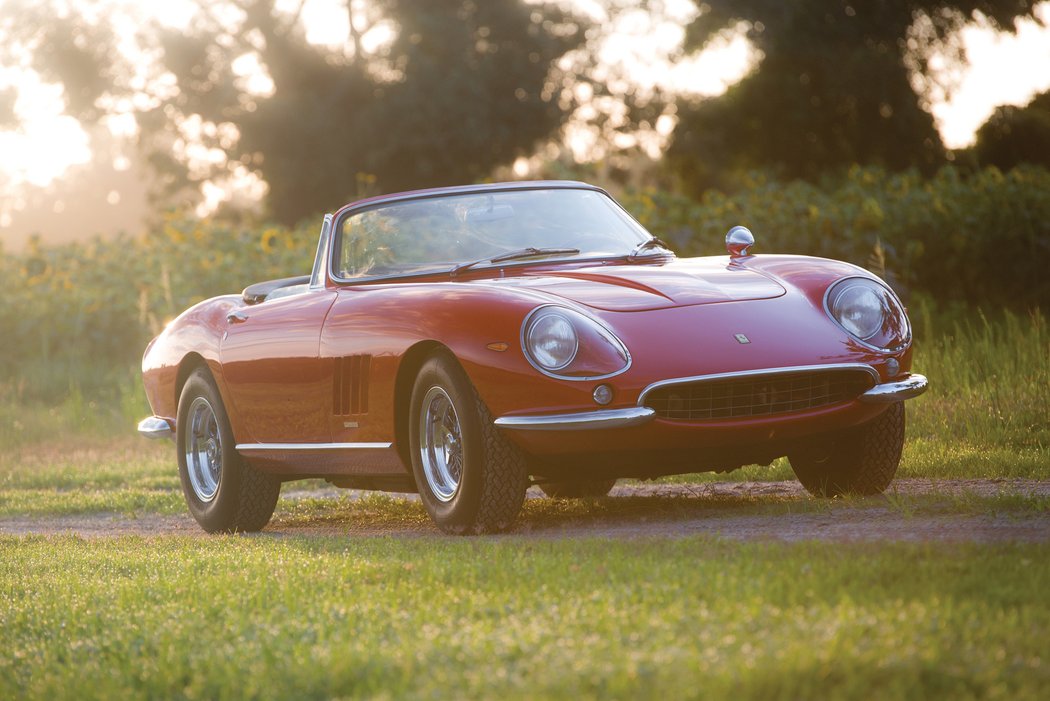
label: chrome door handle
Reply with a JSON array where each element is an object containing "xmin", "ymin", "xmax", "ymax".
[{"xmin": 227, "ymin": 311, "xmax": 249, "ymax": 324}]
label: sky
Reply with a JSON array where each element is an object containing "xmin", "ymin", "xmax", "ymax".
[{"xmin": 1, "ymin": 0, "xmax": 1049, "ymax": 249}]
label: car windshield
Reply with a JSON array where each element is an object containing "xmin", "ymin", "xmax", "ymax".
[{"xmin": 332, "ymin": 187, "xmax": 654, "ymax": 280}]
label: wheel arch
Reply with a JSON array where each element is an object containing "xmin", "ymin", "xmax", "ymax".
[
  {"xmin": 393, "ymin": 340, "xmax": 450, "ymax": 469},
  {"xmin": 175, "ymin": 353, "xmax": 210, "ymax": 409},
  {"xmin": 173, "ymin": 352, "xmax": 248, "ymax": 443}
]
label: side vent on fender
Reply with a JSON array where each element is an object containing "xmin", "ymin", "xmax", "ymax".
[{"xmin": 333, "ymin": 355, "xmax": 371, "ymax": 415}]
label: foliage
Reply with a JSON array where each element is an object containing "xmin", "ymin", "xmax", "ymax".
[
  {"xmin": 231, "ymin": 0, "xmax": 587, "ymax": 223},
  {"xmin": 1, "ymin": 165, "xmax": 1048, "ymax": 406},
  {"xmin": 971, "ymin": 90, "xmax": 1050, "ymax": 170},
  {"xmin": 0, "ymin": 0, "xmax": 588, "ymax": 223},
  {"xmin": 0, "ymin": 163, "xmax": 1047, "ymax": 412},
  {"xmin": 666, "ymin": 0, "xmax": 1041, "ymax": 194},
  {"xmin": 0, "ymin": 212, "xmax": 317, "ymax": 402},
  {"xmin": 622, "ymin": 164, "xmax": 1050, "ymax": 309}
]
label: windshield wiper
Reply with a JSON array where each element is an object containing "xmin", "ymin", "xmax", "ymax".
[
  {"xmin": 450, "ymin": 247, "xmax": 580, "ymax": 278},
  {"xmin": 627, "ymin": 237, "xmax": 673, "ymax": 260}
]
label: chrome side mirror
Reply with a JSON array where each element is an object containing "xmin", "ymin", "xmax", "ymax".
[{"xmin": 726, "ymin": 226, "xmax": 755, "ymax": 258}]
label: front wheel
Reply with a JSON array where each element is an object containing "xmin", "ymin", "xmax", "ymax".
[
  {"xmin": 409, "ymin": 352, "xmax": 528, "ymax": 534},
  {"xmin": 176, "ymin": 368, "xmax": 281, "ymax": 533},
  {"xmin": 788, "ymin": 402, "xmax": 905, "ymax": 497}
]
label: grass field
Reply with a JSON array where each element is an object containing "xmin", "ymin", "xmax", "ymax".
[
  {"xmin": 0, "ymin": 310, "xmax": 1047, "ymax": 699},
  {"xmin": 2, "ymin": 537, "xmax": 1048, "ymax": 700}
]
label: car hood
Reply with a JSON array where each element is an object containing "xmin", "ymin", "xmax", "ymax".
[{"xmin": 478, "ymin": 258, "xmax": 786, "ymax": 311}]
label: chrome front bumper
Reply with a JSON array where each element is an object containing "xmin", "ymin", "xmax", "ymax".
[
  {"xmin": 137, "ymin": 416, "xmax": 174, "ymax": 440},
  {"xmin": 858, "ymin": 373, "xmax": 929, "ymax": 403},
  {"xmin": 493, "ymin": 407, "xmax": 655, "ymax": 431},
  {"xmin": 494, "ymin": 373, "xmax": 929, "ymax": 431}
]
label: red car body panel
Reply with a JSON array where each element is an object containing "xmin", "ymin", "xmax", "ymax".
[{"xmin": 142, "ymin": 182, "xmax": 921, "ymax": 486}]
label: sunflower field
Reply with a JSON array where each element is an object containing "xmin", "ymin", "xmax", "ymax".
[{"xmin": 2, "ymin": 164, "xmax": 1047, "ymax": 409}]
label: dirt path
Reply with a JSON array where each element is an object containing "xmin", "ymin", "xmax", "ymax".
[{"xmin": 2, "ymin": 479, "xmax": 1048, "ymax": 542}]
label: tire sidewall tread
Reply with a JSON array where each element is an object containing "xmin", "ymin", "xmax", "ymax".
[
  {"xmin": 176, "ymin": 368, "xmax": 280, "ymax": 533},
  {"xmin": 409, "ymin": 351, "xmax": 528, "ymax": 534},
  {"xmin": 789, "ymin": 402, "xmax": 906, "ymax": 497}
]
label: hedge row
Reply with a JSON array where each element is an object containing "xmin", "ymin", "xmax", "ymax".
[
  {"xmin": 1, "ymin": 165, "xmax": 1046, "ymax": 401},
  {"xmin": 622, "ymin": 165, "xmax": 1050, "ymax": 308}
]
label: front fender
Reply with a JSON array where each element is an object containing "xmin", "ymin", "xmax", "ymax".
[{"xmin": 141, "ymin": 294, "xmax": 247, "ymax": 440}]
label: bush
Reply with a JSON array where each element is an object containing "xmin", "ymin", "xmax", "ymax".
[
  {"xmin": 620, "ymin": 164, "xmax": 1050, "ymax": 309},
  {"xmin": 1, "ymin": 165, "xmax": 1047, "ymax": 403},
  {"xmin": 0, "ymin": 214, "xmax": 318, "ymax": 402}
]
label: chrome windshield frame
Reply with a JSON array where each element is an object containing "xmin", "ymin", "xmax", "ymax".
[
  {"xmin": 326, "ymin": 182, "xmax": 653, "ymax": 286},
  {"xmin": 310, "ymin": 213, "xmax": 334, "ymax": 290}
]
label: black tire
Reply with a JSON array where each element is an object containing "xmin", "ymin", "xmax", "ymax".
[
  {"xmin": 788, "ymin": 402, "xmax": 905, "ymax": 497},
  {"xmin": 176, "ymin": 368, "xmax": 281, "ymax": 533},
  {"xmin": 539, "ymin": 479, "xmax": 617, "ymax": 499},
  {"xmin": 408, "ymin": 351, "xmax": 528, "ymax": 534}
]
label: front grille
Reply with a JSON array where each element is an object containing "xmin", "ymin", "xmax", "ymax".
[{"xmin": 643, "ymin": 369, "xmax": 875, "ymax": 421}]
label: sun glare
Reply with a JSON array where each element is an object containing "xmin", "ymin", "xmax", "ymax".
[
  {"xmin": 0, "ymin": 70, "xmax": 91, "ymax": 189},
  {"xmin": 931, "ymin": 5, "xmax": 1050, "ymax": 149},
  {"xmin": 0, "ymin": 0, "xmax": 1048, "ymax": 217}
]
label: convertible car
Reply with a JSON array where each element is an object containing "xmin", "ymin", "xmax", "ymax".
[{"xmin": 139, "ymin": 180, "xmax": 928, "ymax": 534}]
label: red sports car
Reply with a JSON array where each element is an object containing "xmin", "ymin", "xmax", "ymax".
[{"xmin": 139, "ymin": 181, "xmax": 927, "ymax": 534}]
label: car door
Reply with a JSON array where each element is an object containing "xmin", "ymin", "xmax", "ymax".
[
  {"xmin": 219, "ymin": 289, "xmax": 338, "ymax": 444},
  {"xmin": 319, "ymin": 287, "xmax": 403, "ymax": 446}
]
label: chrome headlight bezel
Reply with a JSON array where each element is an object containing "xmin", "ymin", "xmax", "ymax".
[
  {"xmin": 524, "ymin": 309, "xmax": 579, "ymax": 371},
  {"xmin": 823, "ymin": 276, "xmax": 911, "ymax": 352},
  {"xmin": 521, "ymin": 305, "xmax": 631, "ymax": 381}
]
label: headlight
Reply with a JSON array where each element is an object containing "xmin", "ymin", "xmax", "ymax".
[
  {"xmin": 522, "ymin": 306, "xmax": 630, "ymax": 380},
  {"xmin": 825, "ymin": 277, "xmax": 911, "ymax": 351},
  {"xmin": 526, "ymin": 310, "xmax": 578, "ymax": 370}
]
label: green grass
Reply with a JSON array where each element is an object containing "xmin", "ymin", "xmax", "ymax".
[
  {"xmin": 0, "ymin": 439, "xmax": 183, "ymax": 517},
  {"xmin": 273, "ymin": 489, "xmax": 1050, "ymax": 533},
  {"xmin": 1, "ymin": 435, "xmax": 1046, "ymax": 524},
  {"xmin": 0, "ymin": 309, "xmax": 1046, "ymax": 700},
  {"xmin": 1, "ymin": 536, "xmax": 1047, "ymax": 700},
  {"xmin": 908, "ymin": 306, "xmax": 1049, "ymax": 453}
]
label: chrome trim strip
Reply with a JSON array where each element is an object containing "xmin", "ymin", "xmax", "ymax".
[
  {"xmin": 137, "ymin": 416, "xmax": 173, "ymax": 440},
  {"xmin": 236, "ymin": 442, "xmax": 393, "ymax": 451},
  {"xmin": 859, "ymin": 374, "xmax": 929, "ymax": 403},
  {"xmin": 494, "ymin": 407, "xmax": 655, "ymax": 431},
  {"xmin": 637, "ymin": 363, "xmax": 881, "ymax": 407}
]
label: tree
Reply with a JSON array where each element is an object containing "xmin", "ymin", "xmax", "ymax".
[
  {"xmin": 666, "ymin": 0, "xmax": 1043, "ymax": 195},
  {"xmin": 228, "ymin": 0, "xmax": 587, "ymax": 222},
  {"xmin": 971, "ymin": 90, "xmax": 1050, "ymax": 169},
  {"xmin": 0, "ymin": 0, "xmax": 587, "ymax": 224}
]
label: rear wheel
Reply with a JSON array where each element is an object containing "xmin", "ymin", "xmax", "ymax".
[
  {"xmin": 176, "ymin": 368, "xmax": 280, "ymax": 533},
  {"xmin": 789, "ymin": 402, "xmax": 905, "ymax": 497},
  {"xmin": 539, "ymin": 479, "xmax": 617, "ymax": 499},
  {"xmin": 409, "ymin": 352, "xmax": 528, "ymax": 534}
]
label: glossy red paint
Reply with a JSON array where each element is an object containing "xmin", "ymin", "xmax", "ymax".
[
  {"xmin": 141, "ymin": 182, "xmax": 921, "ymax": 487},
  {"xmin": 220, "ymin": 289, "xmax": 337, "ymax": 443}
]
